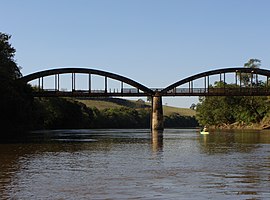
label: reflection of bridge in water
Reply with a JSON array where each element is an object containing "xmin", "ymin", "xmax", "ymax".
[{"xmin": 19, "ymin": 67, "xmax": 270, "ymax": 131}]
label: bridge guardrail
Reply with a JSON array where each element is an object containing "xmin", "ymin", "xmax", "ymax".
[{"xmin": 163, "ymin": 87, "xmax": 270, "ymax": 96}]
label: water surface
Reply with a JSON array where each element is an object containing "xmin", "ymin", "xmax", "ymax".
[{"xmin": 0, "ymin": 129, "xmax": 269, "ymax": 199}]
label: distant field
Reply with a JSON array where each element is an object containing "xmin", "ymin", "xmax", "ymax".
[
  {"xmin": 162, "ymin": 105, "xmax": 195, "ymax": 116},
  {"xmin": 76, "ymin": 98, "xmax": 196, "ymax": 116},
  {"xmin": 77, "ymin": 99, "xmax": 123, "ymax": 110},
  {"xmin": 76, "ymin": 98, "xmax": 147, "ymax": 110}
]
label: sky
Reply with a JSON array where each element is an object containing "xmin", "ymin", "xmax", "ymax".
[{"xmin": 1, "ymin": 0, "xmax": 270, "ymax": 107}]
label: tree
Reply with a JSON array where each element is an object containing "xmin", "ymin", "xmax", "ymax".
[
  {"xmin": 0, "ymin": 32, "xmax": 33, "ymax": 135},
  {"xmin": 190, "ymin": 103, "xmax": 196, "ymax": 110},
  {"xmin": 237, "ymin": 58, "xmax": 261, "ymax": 86},
  {"xmin": 244, "ymin": 58, "xmax": 261, "ymax": 69},
  {"xmin": 0, "ymin": 33, "xmax": 22, "ymax": 80},
  {"xmin": 196, "ymin": 95, "xmax": 236, "ymax": 127}
]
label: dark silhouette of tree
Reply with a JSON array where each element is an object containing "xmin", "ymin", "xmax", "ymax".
[
  {"xmin": 0, "ymin": 32, "xmax": 33, "ymax": 136},
  {"xmin": 0, "ymin": 33, "xmax": 22, "ymax": 80}
]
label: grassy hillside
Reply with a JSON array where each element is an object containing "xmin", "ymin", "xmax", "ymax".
[
  {"xmin": 77, "ymin": 98, "xmax": 123, "ymax": 110},
  {"xmin": 76, "ymin": 97, "xmax": 149, "ymax": 110},
  {"xmin": 76, "ymin": 97, "xmax": 196, "ymax": 117},
  {"xmin": 163, "ymin": 105, "xmax": 196, "ymax": 116}
]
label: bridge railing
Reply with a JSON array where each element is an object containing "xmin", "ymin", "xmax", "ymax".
[
  {"xmin": 31, "ymin": 87, "xmax": 149, "ymax": 97},
  {"xmin": 35, "ymin": 88, "xmax": 142, "ymax": 93},
  {"xmin": 33, "ymin": 87, "xmax": 270, "ymax": 97},
  {"xmin": 163, "ymin": 87, "xmax": 270, "ymax": 96}
]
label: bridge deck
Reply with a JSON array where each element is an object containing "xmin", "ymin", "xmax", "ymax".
[{"xmin": 32, "ymin": 87, "xmax": 270, "ymax": 97}]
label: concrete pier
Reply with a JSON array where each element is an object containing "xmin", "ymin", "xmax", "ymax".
[
  {"xmin": 151, "ymin": 130, "xmax": 163, "ymax": 152},
  {"xmin": 151, "ymin": 94, "xmax": 164, "ymax": 131}
]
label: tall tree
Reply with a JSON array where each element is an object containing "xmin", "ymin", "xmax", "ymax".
[
  {"xmin": 0, "ymin": 33, "xmax": 22, "ymax": 80},
  {"xmin": 0, "ymin": 32, "xmax": 33, "ymax": 135},
  {"xmin": 237, "ymin": 58, "xmax": 261, "ymax": 86}
]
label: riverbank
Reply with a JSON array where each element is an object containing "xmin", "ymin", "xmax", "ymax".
[{"xmin": 209, "ymin": 121, "xmax": 270, "ymax": 130}]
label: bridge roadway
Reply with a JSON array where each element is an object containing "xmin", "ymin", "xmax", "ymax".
[
  {"xmin": 32, "ymin": 87, "xmax": 270, "ymax": 97},
  {"xmin": 19, "ymin": 67, "xmax": 270, "ymax": 130}
]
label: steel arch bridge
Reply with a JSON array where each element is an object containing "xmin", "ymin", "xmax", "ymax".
[
  {"xmin": 18, "ymin": 67, "xmax": 270, "ymax": 131},
  {"xmin": 19, "ymin": 67, "xmax": 270, "ymax": 97}
]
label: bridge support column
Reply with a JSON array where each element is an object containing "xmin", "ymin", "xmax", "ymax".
[{"xmin": 151, "ymin": 94, "xmax": 164, "ymax": 131}]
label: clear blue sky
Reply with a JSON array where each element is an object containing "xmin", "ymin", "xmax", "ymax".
[{"xmin": 1, "ymin": 0, "xmax": 270, "ymax": 107}]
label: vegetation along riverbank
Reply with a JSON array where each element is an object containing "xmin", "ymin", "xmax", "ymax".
[{"xmin": 195, "ymin": 59, "xmax": 270, "ymax": 130}]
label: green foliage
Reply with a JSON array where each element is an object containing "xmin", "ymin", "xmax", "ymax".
[
  {"xmin": 196, "ymin": 83, "xmax": 270, "ymax": 127},
  {"xmin": 0, "ymin": 33, "xmax": 34, "ymax": 135},
  {"xmin": 190, "ymin": 103, "xmax": 196, "ymax": 110},
  {"xmin": 96, "ymin": 107, "xmax": 150, "ymax": 128},
  {"xmin": 196, "ymin": 95, "xmax": 237, "ymax": 126},
  {"xmin": 31, "ymin": 97, "xmax": 198, "ymax": 129},
  {"xmin": 0, "ymin": 33, "xmax": 21, "ymax": 80},
  {"xmin": 244, "ymin": 58, "xmax": 261, "ymax": 69},
  {"xmin": 196, "ymin": 59, "xmax": 270, "ymax": 128},
  {"xmin": 164, "ymin": 113, "xmax": 198, "ymax": 128},
  {"xmin": 32, "ymin": 98, "xmax": 152, "ymax": 129},
  {"xmin": 237, "ymin": 58, "xmax": 261, "ymax": 86},
  {"xmin": 34, "ymin": 98, "xmax": 90, "ymax": 129}
]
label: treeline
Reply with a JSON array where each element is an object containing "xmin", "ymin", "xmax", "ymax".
[
  {"xmin": 0, "ymin": 33, "xmax": 35, "ymax": 134},
  {"xmin": 32, "ymin": 97, "xmax": 197, "ymax": 129},
  {"xmin": 32, "ymin": 98, "xmax": 151, "ymax": 129},
  {"xmin": 196, "ymin": 92, "xmax": 269, "ymax": 128},
  {"xmin": 164, "ymin": 113, "xmax": 198, "ymax": 128},
  {"xmin": 195, "ymin": 59, "xmax": 270, "ymax": 129}
]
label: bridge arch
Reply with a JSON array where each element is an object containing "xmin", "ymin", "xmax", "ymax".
[
  {"xmin": 19, "ymin": 68, "xmax": 154, "ymax": 96},
  {"xmin": 161, "ymin": 67, "xmax": 270, "ymax": 96}
]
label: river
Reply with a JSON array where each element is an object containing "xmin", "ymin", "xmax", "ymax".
[{"xmin": 0, "ymin": 129, "xmax": 269, "ymax": 199}]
